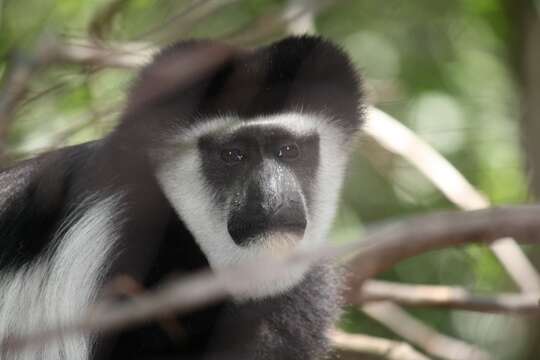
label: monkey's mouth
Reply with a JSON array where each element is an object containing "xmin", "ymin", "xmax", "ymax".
[{"xmin": 227, "ymin": 218, "xmax": 307, "ymax": 247}]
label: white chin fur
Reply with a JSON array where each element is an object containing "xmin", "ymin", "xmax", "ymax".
[
  {"xmin": 225, "ymin": 231, "xmax": 306, "ymax": 299},
  {"xmin": 256, "ymin": 231, "xmax": 301, "ymax": 258},
  {"xmin": 155, "ymin": 112, "xmax": 349, "ymax": 300}
]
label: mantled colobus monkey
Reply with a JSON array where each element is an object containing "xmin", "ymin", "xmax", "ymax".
[{"xmin": 0, "ymin": 36, "xmax": 362, "ymax": 359}]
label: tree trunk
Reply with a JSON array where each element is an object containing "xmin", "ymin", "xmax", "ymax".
[
  {"xmin": 508, "ymin": 1, "xmax": 540, "ymax": 359},
  {"xmin": 513, "ymin": 1, "xmax": 540, "ymax": 198}
]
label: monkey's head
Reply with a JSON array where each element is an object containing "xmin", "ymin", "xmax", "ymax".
[{"xmin": 121, "ymin": 36, "xmax": 362, "ymax": 298}]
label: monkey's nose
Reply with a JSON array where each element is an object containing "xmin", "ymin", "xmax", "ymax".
[{"xmin": 227, "ymin": 192, "xmax": 306, "ymax": 247}]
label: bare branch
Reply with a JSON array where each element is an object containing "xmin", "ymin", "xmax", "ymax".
[
  {"xmin": 224, "ymin": 0, "xmax": 334, "ymax": 45},
  {"xmin": 285, "ymin": 0, "xmax": 316, "ymax": 35},
  {"xmin": 139, "ymin": 0, "xmax": 243, "ymax": 45},
  {"xmin": 357, "ymin": 280, "xmax": 540, "ymax": 314},
  {"xmin": 366, "ymin": 106, "xmax": 540, "ymax": 292},
  {"xmin": 0, "ymin": 0, "xmax": 328, "ymax": 144},
  {"xmin": 0, "ymin": 38, "xmax": 61, "ymax": 146},
  {"xmin": 136, "ymin": 0, "xmax": 209, "ymax": 40},
  {"xmin": 0, "ymin": 38, "xmax": 154, "ymax": 146},
  {"xmin": 330, "ymin": 329, "xmax": 432, "ymax": 360},
  {"xmin": 54, "ymin": 40, "xmax": 154, "ymax": 69},
  {"xmin": 0, "ymin": 57, "xmax": 37, "ymax": 145},
  {"xmin": 344, "ymin": 205, "xmax": 540, "ymax": 289},
  {"xmin": 362, "ymin": 303, "xmax": 491, "ymax": 360},
  {"xmin": 3, "ymin": 205, "xmax": 540, "ymax": 353}
]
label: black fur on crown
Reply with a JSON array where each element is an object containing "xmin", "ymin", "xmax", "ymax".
[{"xmin": 123, "ymin": 36, "xmax": 363, "ymax": 137}]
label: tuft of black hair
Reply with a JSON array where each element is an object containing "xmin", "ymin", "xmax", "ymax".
[{"xmin": 124, "ymin": 35, "xmax": 363, "ymax": 136}]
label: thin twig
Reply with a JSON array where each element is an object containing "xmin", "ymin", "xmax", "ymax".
[
  {"xmin": 362, "ymin": 303, "xmax": 491, "ymax": 360},
  {"xmin": 0, "ymin": 38, "xmax": 154, "ymax": 147},
  {"xmin": 0, "ymin": 58, "xmax": 37, "ymax": 144},
  {"xmin": 54, "ymin": 40, "xmax": 154, "ymax": 69},
  {"xmin": 135, "ymin": 0, "xmax": 222, "ymax": 42},
  {"xmin": 136, "ymin": 0, "xmax": 205, "ymax": 40},
  {"xmin": 224, "ymin": 0, "xmax": 335, "ymax": 45},
  {"xmin": 146, "ymin": 0, "xmax": 243, "ymax": 46},
  {"xmin": 285, "ymin": 0, "xmax": 318, "ymax": 35},
  {"xmin": 330, "ymin": 329, "xmax": 432, "ymax": 360},
  {"xmin": 358, "ymin": 280, "xmax": 540, "ymax": 314},
  {"xmin": 0, "ymin": 37, "xmax": 61, "ymax": 147}
]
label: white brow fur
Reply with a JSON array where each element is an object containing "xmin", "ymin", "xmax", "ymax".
[
  {"xmin": 156, "ymin": 112, "xmax": 350, "ymax": 299},
  {"xmin": 0, "ymin": 195, "xmax": 121, "ymax": 360}
]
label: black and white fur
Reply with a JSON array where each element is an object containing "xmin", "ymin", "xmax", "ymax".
[{"xmin": 0, "ymin": 36, "xmax": 362, "ymax": 359}]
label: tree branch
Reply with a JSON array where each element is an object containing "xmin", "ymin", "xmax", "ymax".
[
  {"xmin": 54, "ymin": 40, "xmax": 153, "ymax": 69},
  {"xmin": 330, "ymin": 329, "xmax": 432, "ymax": 360},
  {"xmin": 224, "ymin": 0, "xmax": 334, "ymax": 45},
  {"xmin": 140, "ymin": 0, "xmax": 242, "ymax": 45},
  {"xmin": 0, "ymin": 38, "xmax": 153, "ymax": 147},
  {"xmin": 357, "ymin": 280, "xmax": 540, "ymax": 314},
  {"xmin": 3, "ymin": 205, "xmax": 540, "ymax": 353},
  {"xmin": 362, "ymin": 303, "xmax": 491, "ymax": 360},
  {"xmin": 0, "ymin": 37, "xmax": 66, "ymax": 148},
  {"xmin": 366, "ymin": 106, "xmax": 540, "ymax": 292}
]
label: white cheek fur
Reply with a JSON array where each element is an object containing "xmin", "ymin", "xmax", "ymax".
[{"xmin": 156, "ymin": 112, "xmax": 350, "ymax": 299}]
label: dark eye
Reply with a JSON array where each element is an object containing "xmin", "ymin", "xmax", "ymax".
[
  {"xmin": 221, "ymin": 149, "xmax": 246, "ymax": 164},
  {"xmin": 277, "ymin": 144, "xmax": 299, "ymax": 160}
]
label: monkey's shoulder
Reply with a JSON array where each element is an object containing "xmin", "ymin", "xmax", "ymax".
[{"xmin": 0, "ymin": 141, "xmax": 101, "ymax": 269}]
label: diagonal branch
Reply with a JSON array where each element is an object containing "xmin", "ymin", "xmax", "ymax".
[
  {"xmin": 224, "ymin": 0, "xmax": 335, "ymax": 45},
  {"xmin": 362, "ymin": 302, "xmax": 491, "ymax": 360},
  {"xmin": 365, "ymin": 106, "xmax": 540, "ymax": 292},
  {"xmin": 330, "ymin": 329, "xmax": 432, "ymax": 360}
]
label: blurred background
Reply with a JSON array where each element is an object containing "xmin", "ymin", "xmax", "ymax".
[{"xmin": 1, "ymin": 0, "xmax": 539, "ymax": 359}]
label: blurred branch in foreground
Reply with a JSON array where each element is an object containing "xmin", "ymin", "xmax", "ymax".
[{"xmin": 3, "ymin": 204, "xmax": 540, "ymax": 355}]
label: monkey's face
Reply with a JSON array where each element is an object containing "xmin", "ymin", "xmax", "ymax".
[
  {"xmin": 199, "ymin": 122, "xmax": 315, "ymax": 251},
  {"xmin": 155, "ymin": 112, "xmax": 350, "ymax": 298}
]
